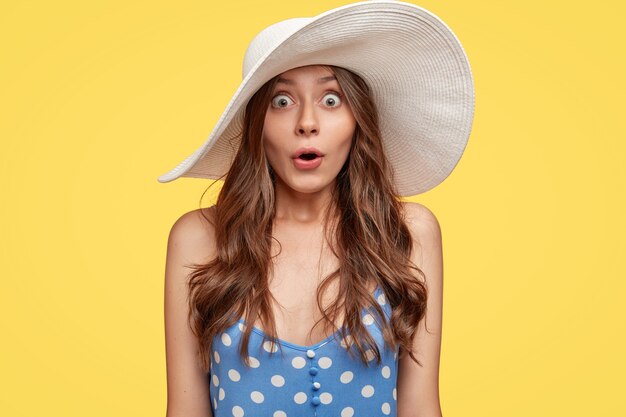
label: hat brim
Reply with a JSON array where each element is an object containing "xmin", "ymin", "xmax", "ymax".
[{"xmin": 157, "ymin": 0, "xmax": 475, "ymax": 196}]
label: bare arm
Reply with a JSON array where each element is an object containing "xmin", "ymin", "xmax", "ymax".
[
  {"xmin": 164, "ymin": 208, "xmax": 217, "ymax": 417},
  {"xmin": 397, "ymin": 202, "xmax": 444, "ymax": 417}
]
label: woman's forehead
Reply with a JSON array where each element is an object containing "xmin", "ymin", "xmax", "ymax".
[{"xmin": 277, "ymin": 65, "xmax": 335, "ymax": 80}]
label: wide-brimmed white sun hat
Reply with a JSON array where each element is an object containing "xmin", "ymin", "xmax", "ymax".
[{"xmin": 157, "ymin": 0, "xmax": 475, "ymax": 196}]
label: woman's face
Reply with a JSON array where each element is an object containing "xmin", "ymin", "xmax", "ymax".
[{"xmin": 262, "ymin": 65, "xmax": 356, "ymax": 195}]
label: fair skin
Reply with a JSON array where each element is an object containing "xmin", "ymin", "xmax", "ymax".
[
  {"xmin": 164, "ymin": 65, "xmax": 444, "ymax": 417},
  {"xmin": 262, "ymin": 65, "xmax": 356, "ymax": 225}
]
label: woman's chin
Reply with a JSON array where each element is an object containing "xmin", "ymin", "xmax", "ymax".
[{"xmin": 280, "ymin": 177, "xmax": 335, "ymax": 195}]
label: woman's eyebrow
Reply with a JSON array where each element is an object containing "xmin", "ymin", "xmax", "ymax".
[{"xmin": 276, "ymin": 75, "xmax": 338, "ymax": 85}]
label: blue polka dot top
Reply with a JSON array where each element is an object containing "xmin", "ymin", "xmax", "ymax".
[{"xmin": 209, "ymin": 285, "xmax": 399, "ymax": 417}]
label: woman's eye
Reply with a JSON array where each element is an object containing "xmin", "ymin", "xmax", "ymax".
[
  {"xmin": 322, "ymin": 92, "xmax": 342, "ymax": 108},
  {"xmin": 271, "ymin": 94, "xmax": 293, "ymax": 108}
]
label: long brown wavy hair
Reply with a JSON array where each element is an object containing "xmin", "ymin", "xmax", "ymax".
[{"xmin": 186, "ymin": 65, "xmax": 428, "ymax": 373}]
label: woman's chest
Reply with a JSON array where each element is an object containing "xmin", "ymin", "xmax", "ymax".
[
  {"xmin": 255, "ymin": 226, "xmax": 372, "ymax": 347},
  {"xmin": 248, "ymin": 219, "xmax": 382, "ymax": 347},
  {"xmin": 210, "ymin": 284, "xmax": 399, "ymax": 417},
  {"xmin": 259, "ymin": 248, "xmax": 343, "ymax": 346}
]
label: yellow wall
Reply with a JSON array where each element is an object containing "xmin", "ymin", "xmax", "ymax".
[{"xmin": 1, "ymin": 1, "xmax": 624, "ymax": 415}]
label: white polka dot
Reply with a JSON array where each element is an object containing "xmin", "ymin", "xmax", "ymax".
[
  {"xmin": 291, "ymin": 356, "xmax": 306, "ymax": 369},
  {"xmin": 213, "ymin": 397, "xmax": 217, "ymax": 410},
  {"xmin": 365, "ymin": 349, "xmax": 376, "ymax": 361},
  {"xmin": 362, "ymin": 314, "xmax": 375, "ymax": 326},
  {"xmin": 213, "ymin": 350, "xmax": 221, "ymax": 364},
  {"xmin": 382, "ymin": 402, "xmax": 391, "ymax": 415},
  {"xmin": 221, "ymin": 333, "xmax": 232, "ymax": 346},
  {"xmin": 273, "ymin": 412, "xmax": 287, "ymax": 417},
  {"xmin": 212, "ymin": 374, "xmax": 219, "ymax": 387},
  {"xmin": 219, "ymin": 387, "xmax": 225, "ymax": 400},
  {"xmin": 232, "ymin": 405, "xmax": 244, "ymax": 417},
  {"xmin": 263, "ymin": 340, "xmax": 278, "ymax": 353},
  {"xmin": 377, "ymin": 293, "xmax": 387, "ymax": 305},
  {"xmin": 341, "ymin": 407, "xmax": 355, "ymax": 417},
  {"xmin": 294, "ymin": 392, "xmax": 307, "ymax": 404},
  {"xmin": 393, "ymin": 387, "xmax": 397, "ymax": 400},
  {"xmin": 340, "ymin": 335, "xmax": 353, "ymax": 348},
  {"xmin": 271, "ymin": 374, "xmax": 285, "ymax": 387},
  {"xmin": 319, "ymin": 392, "xmax": 333, "ymax": 404},
  {"xmin": 381, "ymin": 365, "xmax": 391, "ymax": 378},
  {"xmin": 248, "ymin": 356, "xmax": 260, "ymax": 368},
  {"xmin": 228, "ymin": 369, "xmax": 241, "ymax": 382},
  {"xmin": 250, "ymin": 390, "xmax": 264, "ymax": 403},
  {"xmin": 318, "ymin": 356, "xmax": 332, "ymax": 369},
  {"xmin": 238, "ymin": 322, "xmax": 244, "ymax": 331},
  {"xmin": 340, "ymin": 371, "xmax": 354, "ymax": 383},
  {"xmin": 361, "ymin": 384, "xmax": 375, "ymax": 398}
]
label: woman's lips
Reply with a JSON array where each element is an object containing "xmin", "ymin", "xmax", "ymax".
[
  {"xmin": 292, "ymin": 147, "xmax": 324, "ymax": 158},
  {"xmin": 293, "ymin": 155, "xmax": 323, "ymax": 170}
]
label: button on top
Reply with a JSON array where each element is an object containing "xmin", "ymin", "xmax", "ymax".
[{"xmin": 306, "ymin": 349, "xmax": 316, "ymax": 358}]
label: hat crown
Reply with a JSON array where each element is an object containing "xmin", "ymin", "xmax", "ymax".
[{"xmin": 242, "ymin": 17, "xmax": 311, "ymax": 79}]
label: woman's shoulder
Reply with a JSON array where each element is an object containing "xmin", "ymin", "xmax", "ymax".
[
  {"xmin": 167, "ymin": 206, "xmax": 217, "ymax": 263},
  {"xmin": 400, "ymin": 201, "xmax": 442, "ymax": 265},
  {"xmin": 400, "ymin": 201, "xmax": 441, "ymax": 236}
]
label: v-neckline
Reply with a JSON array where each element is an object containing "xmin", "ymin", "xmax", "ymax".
[{"xmin": 237, "ymin": 285, "xmax": 383, "ymax": 351}]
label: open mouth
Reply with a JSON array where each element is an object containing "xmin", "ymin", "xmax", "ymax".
[{"xmin": 298, "ymin": 153, "xmax": 320, "ymax": 160}]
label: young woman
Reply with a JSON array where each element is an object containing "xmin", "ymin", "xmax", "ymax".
[{"xmin": 160, "ymin": 2, "xmax": 474, "ymax": 417}]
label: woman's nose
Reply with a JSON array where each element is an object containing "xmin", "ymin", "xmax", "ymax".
[{"xmin": 296, "ymin": 100, "xmax": 319, "ymax": 136}]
